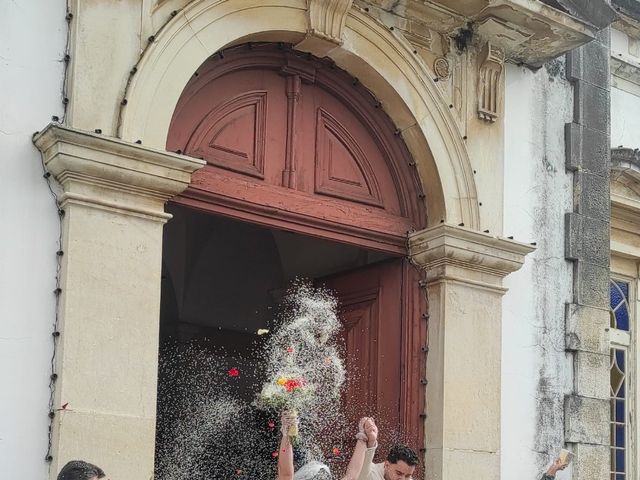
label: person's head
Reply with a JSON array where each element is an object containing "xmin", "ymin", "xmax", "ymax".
[
  {"xmin": 383, "ymin": 445, "xmax": 419, "ymax": 480},
  {"xmin": 294, "ymin": 461, "xmax": 332, "ymax": 480},
  {"xmin": 57, "ymin": 460, "xmax": 106, "ymax": 480}
]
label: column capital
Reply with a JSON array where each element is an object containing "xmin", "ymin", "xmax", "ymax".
[
  {"xmin": 34, "ymin": 124, "xmax": 204, "ymax": 221},
  {"xmin": 409, "ymin": 223, "xmax": 535, "ymax": 289}
]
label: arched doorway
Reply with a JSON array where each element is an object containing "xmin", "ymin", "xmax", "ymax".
[
  {"xmin": 160, "ymin": 43, "xmax": 426, "ymax": 464},
  {"xmin": 167, "ymin": 43, "xmax": 425, "ymax": 252}
]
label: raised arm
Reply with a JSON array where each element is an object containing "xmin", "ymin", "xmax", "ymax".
[
  {"xmin": 341, "ymin": 418, "xmax": 371, "ymax": 480},
  {"xmin": 277, "ymin": 412, "xmax": 297, "ymax": 480},
  {"xmin": 541, "ymin": 458, "xmax": 568, "ymax": 480},
  {"xmin": 355, "ymin": 417, "xmax": 378, "ymax": 480}
]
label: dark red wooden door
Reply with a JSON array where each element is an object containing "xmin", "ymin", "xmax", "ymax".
[
  {"xmin": 318, "ymin": 259, "xmax": 425, "ymax": 458},
  {"xmin": 167, "ymin": 44, "xmax": 424, "ymax": 254}
]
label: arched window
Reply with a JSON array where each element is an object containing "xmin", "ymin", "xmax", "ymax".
[{"xmin": 610, "ymin": 279, "xmax": 632, "ymax": 479}]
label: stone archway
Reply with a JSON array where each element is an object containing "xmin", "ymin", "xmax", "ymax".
[
  {"xmin": 34, "ymin": 2, "xmax": 536, "ymax": 479},
  {"xmin": 119, "ymin": 0, "xmax": 479, "ymax": 229}
]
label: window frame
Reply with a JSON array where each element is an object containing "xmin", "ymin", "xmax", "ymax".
[{"xmin": 609, "ymin": 270, "xmax": 637, "ymax": 480}]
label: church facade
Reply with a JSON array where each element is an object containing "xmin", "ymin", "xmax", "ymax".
[{"xmin": 2, "ymin": 1, "xmax": 640, "ymax": 479}]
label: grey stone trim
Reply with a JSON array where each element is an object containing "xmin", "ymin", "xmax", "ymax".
[
  {"xmin": 571, "ymin": 444, "xmax": 610, "ymax": 479},
  {"xmin": 573, "ymin": 351, "xmax": 610, "ymax": 399},
  {"xmin": 613, "ymin": 0, "xmax": 640, "ymax": 23},
  {"xmin": 612, "ymin": 147, "xmax": 640, "ymax": 171},
  {"xmin": 565, "ymin": 395, "xmax": 610, "ymax": 444},
  {"xmin": 542, "ymin": 1, "xmax": 617, "ymax": 29},
  {"xmin": 565, "ymin": 123, "xmax": 609, "ymax": 176},
  {"xmin": 565, "ymin": 303, "xmax": 610, "ymax": 354},
  {"xmin": 565, "ymin": 213, "xmax": 609, "ymax": 266},
  {"xmin": 564, "ymin": 26, "xmax": 611, "ymax": 480}
]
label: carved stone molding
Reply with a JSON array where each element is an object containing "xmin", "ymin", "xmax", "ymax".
[
  {"xmin": 477, "ymin": 42, "xmax": 505, "ymax": 123},
  {"xmin": 433, "ymin": 57, "xmax": 450, "ymax": 80},
  {"xmin": 409, "ymin": 223, "xmax": 534, "ymax": 289},
  {"xmin": 34, "ymin": 124, "xmax": 204, "ymax": 221},
  {"xmin": 295, "ymin": 0, "xmax": 354, "ymax": 56}
]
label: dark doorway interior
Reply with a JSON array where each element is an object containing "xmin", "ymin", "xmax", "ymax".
[{"xmin": 158, "ymin": 203, "xmax": 391, "ymax": 393}]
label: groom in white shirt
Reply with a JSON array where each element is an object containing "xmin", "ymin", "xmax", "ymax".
[{"xmin": 356, "ymin": 419, "xmax": 419, "ymax": 480}]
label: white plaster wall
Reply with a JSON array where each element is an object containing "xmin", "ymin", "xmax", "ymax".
[
  {"xmin": 502, "ymin": 62, "xmax": 574, "ymax": 479},
  {"xmin": 0, "ymin": 1, "xmax": 67, "ymax": 477},
  {"xmin": 611, "ymin": 86, "xmax": 640, "ymax": 148}
]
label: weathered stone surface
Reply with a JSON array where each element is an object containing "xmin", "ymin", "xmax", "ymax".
[
  {"xmin": 573, "ymin": 351, "xmax": 609, "ymax": 399},
  {"xmin": 565, "ymin": 303, "xmax": 610, "ymax": 354},
  {"xmin": 565, "ymin": 123, "xmax": 610, "ymax": 175},
  {"xmin": 573, "ymin": 172, "xmax": 611, "ymax": 221},
  {"xmin": 572, "ymin": 444, "xmax": 609, "ymax": 480},
  {"xmin": 574, "ymin": 261, "xmax": 610, "ymax": 308},
  {"xmin": 542, "ymin": 0, "xmax": 617, "ymax": 29},
  {"xmin": 565, "ymin": 213, "xmax": 610, "ymax": 266},
  {"xmin": 564, "ymin": 23, "xmax": 610, "ymax": 480},
  {"xmin": 574, "ymin": 82, "xmax": 610, "ymax": 133},
  {"xmin": 566, "ymin": 41, "xmax": 610, "ymax": 89},
  {"xmin": 565, "ymin": 395, "xmax": 609, "ymax": 445}
]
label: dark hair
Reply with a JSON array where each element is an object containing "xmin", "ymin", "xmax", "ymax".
[
  {"xmin": 57, "ymin": 460, "xmax": 106, "ymax": 480},
  {"xmin": 387, "ymin": 445, "xmax": 419, "ymax": 466}
]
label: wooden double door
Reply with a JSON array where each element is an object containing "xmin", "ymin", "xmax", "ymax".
[{"xmin": 167, "ymin": 43, "xmax": 426, "ymax": 454}]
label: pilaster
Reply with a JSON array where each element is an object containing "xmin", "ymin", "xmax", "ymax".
[
  {"xmin": 564, "ymin": 27, "xmax": 612, "ymax": 480},
  {"xmin": 409, "ymin": 224, "xmax": 534, "ymax": 480},
  {"xmin": 33, "ymin": 125, "xmax": 204, "ymax": 479}
]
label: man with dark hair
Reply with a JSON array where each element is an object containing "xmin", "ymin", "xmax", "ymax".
[
  {"xmin": 57, "ymin": 460, "xmax": 106, "ymax": 480},
  {"xmin": 357, "ymin": 419, "xmax": 419, "ymax": 480}
]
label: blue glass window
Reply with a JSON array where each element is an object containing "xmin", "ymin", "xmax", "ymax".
[
  {"xmin": 611, "ymin": 348, "xmax": 627, "ymax": 477},
  {"xmin": 610, "ymin": 281, "xmax": 631, "ymax": 331}
]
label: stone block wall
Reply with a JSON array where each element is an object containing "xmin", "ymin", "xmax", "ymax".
[{"xmin": 564, "ymin": 29, "xmax": 612, "ymax": 480}]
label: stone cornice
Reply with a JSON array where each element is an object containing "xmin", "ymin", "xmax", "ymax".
[
  {"xmin": 612, "ymin": 147, "xmax": 640, "ymax": 171},
  {"xmin": 409, "ymin": 223, "xmax": 535, "ymax": 288},
  {"xmin": 376, "ymin": 0, "xmax": 613, "ymax": 67},
  {"xmin": 33, "ymin": 124, "xmax": 205, "ymax": 221}
]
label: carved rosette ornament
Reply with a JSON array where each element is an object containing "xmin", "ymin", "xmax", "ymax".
[
  {"xmin": 433, "ymin": 57, "xmax": 451, "ymax": 80},
  {"xmin": 296, "ymin": 0, "xmax": 354, "ymax": 56},
  {"xmin": 477, "ymin": 42, "xmax": 505, "ymax": 123}
]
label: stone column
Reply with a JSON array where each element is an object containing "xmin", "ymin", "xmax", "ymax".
[
  {"xmin": 409, "ymin": 224, "xmax": 534, "ymax": 480},
  {"xmin": 34, "ymin": 125, "xmax": 204, "ymax": 480}
]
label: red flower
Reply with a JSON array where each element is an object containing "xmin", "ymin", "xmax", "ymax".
[
  {"xmin": 228, "ymin": 367, "xmax": 240, "ymax": 377},
  {"xmin": 284, "ymin": 378, "xmax": 303, "ymax": 392},
  {"xmin": 332, "ymin": 447, "xmax": 341, "ymax": 456},
  {"xmin": 268, "ymin": 420, "xmax": 275, "ymax": 429},
  {"xmin": 287, "ymin": 346, "xmax": 294, "ymax": 353}
]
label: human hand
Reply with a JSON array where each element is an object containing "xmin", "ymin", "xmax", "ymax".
[
  {"xmin": 356, "ymin": 417, "xmax": 369, "ymax": 442},
  {"xmin": 363, "ymin": 417, "xmax": 378, "ymax": 448},
  {"xmin": 547, "ymin": 457, "xmax": 568, "ymax": 476},
  {"xmin": 281, "ymin": 410, "xmax": 298, "ymax": 437}
]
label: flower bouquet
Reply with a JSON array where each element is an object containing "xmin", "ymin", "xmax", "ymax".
[{"xmin": 255, "ymin": 374, "xmax": 313, "ymax": 446}]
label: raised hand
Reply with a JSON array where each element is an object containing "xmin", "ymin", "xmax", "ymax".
[
  {"xmin": 363, "ymin": 417, "xmax": 378, "ymax": 448},
  {"xmin": 281, "ymin": 410, "xmax": 299, "ymax": 438},
  {"xmin": 547, "ymin": 457, "xmax": 569, "ymax": 476}
]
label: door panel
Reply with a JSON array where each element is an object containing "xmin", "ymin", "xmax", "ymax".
[{"xmin": 317, "ymin": 259, "xmax": 422, "ymax": 459}]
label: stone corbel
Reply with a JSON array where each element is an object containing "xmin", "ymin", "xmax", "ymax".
[
  {"xmin": 34, "ymin": 125, "xmax": 204, "ymax": 221},
  {"xmin": 477, "ymin": 42, "xmax": 505, "ymax": 123},
  {"xmin": 295, "ymin": 0, "xmax": 354, "ymax": 57},
  {"xmin": 409, "ymin": 223, "xmax": 534, "ymax": 288}
]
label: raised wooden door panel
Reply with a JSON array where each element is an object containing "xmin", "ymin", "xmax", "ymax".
[
  {"xmin": 318, "ymin": 258, "xmax": 427, "ymax": 456},
  {"xmin": 185, "ymin": 90, "xmax": 268, "ymax": 179},
  {"xmin": 167, "ymin": 45, "xmax": 425, "ymax": 253},
  {"xmin": 167, "ymin": 67, "xmax": 287, "ymax": 185}
]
